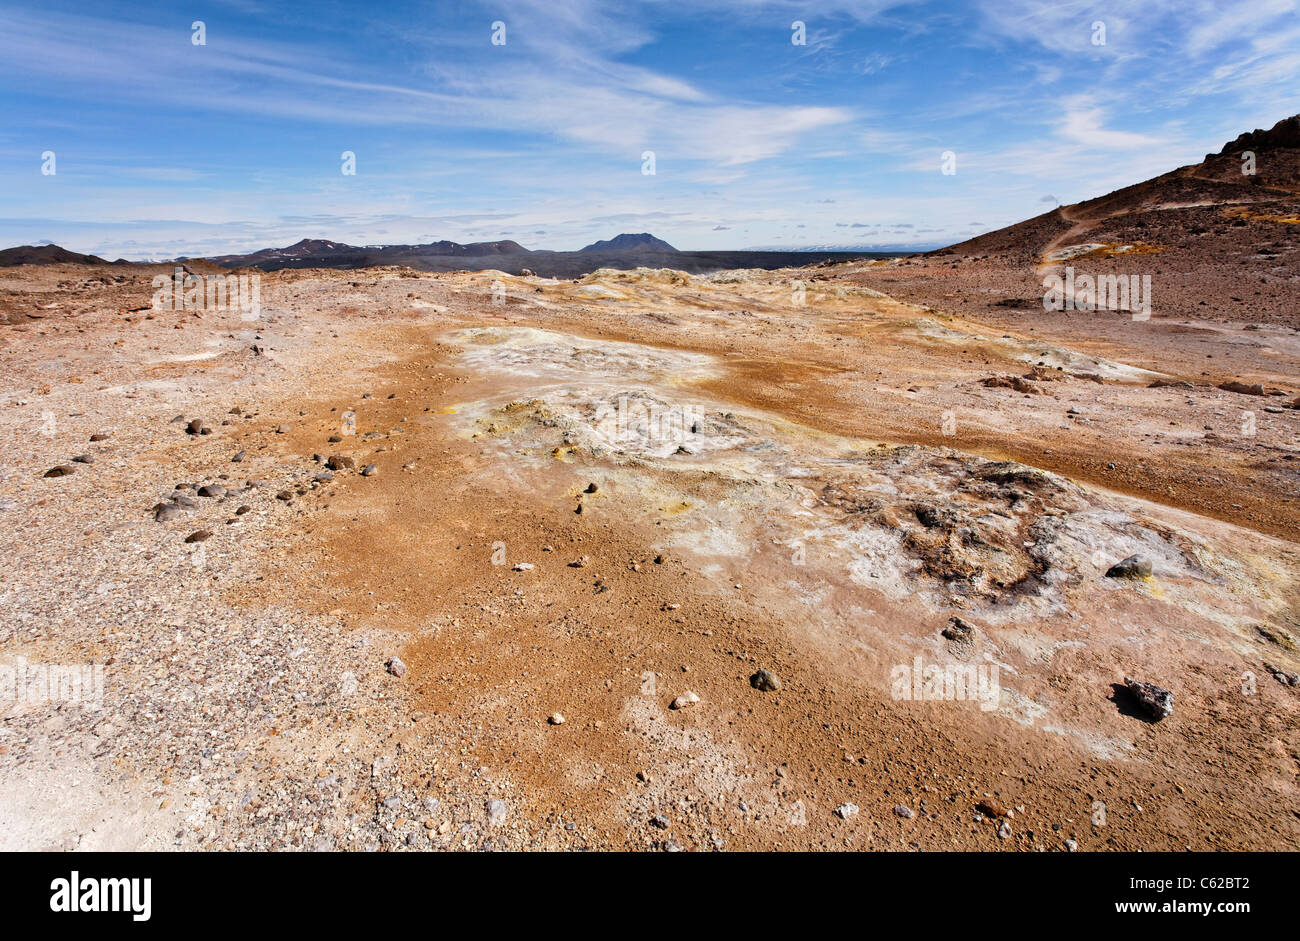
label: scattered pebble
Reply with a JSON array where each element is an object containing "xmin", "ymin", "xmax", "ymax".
[
  {"xmin": 976, "ymin": 799, "xmax": 1008, "ymax": 818},
  {"xmin": 1267, "ymin": 666, "xmax": 1299, "ymax": 686},
  {"xmin": 942, "ymin": 616, "xmax": 977, "ymax": 642},
  {"xmin": 670, "ymin": 691, "xmax": 700, "ymax": 710},
  {"xmin": 1106, "ymin": 555, "xmax": 1152, "ymax": 579},
  {"xmin": 1124, "ymin": 676, "xmax": 1174, "ymax": 720}
]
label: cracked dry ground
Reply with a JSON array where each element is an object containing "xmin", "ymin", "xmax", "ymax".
[{"xmin": 0, "ymin": 260, "xmax": 1297, "ymax": 851}]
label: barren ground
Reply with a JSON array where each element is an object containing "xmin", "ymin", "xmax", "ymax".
[{"xmin": 0, "ymin": 258, "xmax": 1297, "ymax": 851}]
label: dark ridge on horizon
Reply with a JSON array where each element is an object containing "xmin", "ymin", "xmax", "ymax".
[
  {"xmin": 10, "ymin": 113, "xmax": 1297, "ymax": 276},
  {"xmin": 579, "ymin": 233, "xmax": 678, "ymax": 252},
  {"xmin": 0, "ymin": 244, "xmax": 119, "ymax": 266},
  {"xmin": 6, "ymin": 114, "xmax": 1299, "ymax": 275}
]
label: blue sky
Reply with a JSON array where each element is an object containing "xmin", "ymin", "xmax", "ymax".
[{"xmin": 2, "ymin": 0, "xmax": 1298, "ymax": 258}]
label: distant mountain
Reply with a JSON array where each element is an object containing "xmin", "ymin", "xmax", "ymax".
[
  {"xmin": 196, "ymin": 233, "xmax": 681, "ymax": 272},
  {"xmin": 201, "ymin": 238, "xmax": 353, "ymax": 267},
  {"xmin": 932, "ymin": 112, "xmax": 1300, "ymax": 264},
  {"xmin": 0, "ymin": 244, "xmax": 112, "ymax": 266},
  {"xmin": 460, "ymin": 240, "xmax": 530, "ymax": 255},
  {"xmin": 207, "ymin": 234, "xmax": 680, "ymax": 267},
  {"xmin": 923, "ymin": 113, "xmax": 1300, "ymax": 328},
  {"xmin": 203, "ymin": 237, "xmax": 532, "ymax": 269},
  {"xmin": 0, "ymin": 233, "xmax": 903, "ymax": 279},
  {"xmin": 580, "ymin": 233, "xmax": 677, "ymax": 252}
]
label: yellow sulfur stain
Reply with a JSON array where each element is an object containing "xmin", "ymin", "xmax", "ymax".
[{"xmin": 1223, "ymin": 207, "xmax": 1300, "ymax": 224}]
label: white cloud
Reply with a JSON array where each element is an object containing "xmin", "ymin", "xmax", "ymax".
[{"xmin": 1057, "ymin": 99, "xmax": 1170, "ymax": 151}]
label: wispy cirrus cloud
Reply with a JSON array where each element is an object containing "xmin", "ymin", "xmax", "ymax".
[
  {"xmin": 0, "ymin": 4, "xmax": 848, "ymax": 165},
  {"xmin": 1, "ymin": 0, "xmax": 1297, "ymax": 257}
]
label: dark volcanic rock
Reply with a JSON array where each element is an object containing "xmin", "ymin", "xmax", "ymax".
[
  {"xmin": 1123, "ymin": 676, "xmax": 1174, "ymax": 721},
  {"xmin": 1106, "ymin": 555, "xmax": 1152, "ymax": 579},
  {"xmin": 1219, "ymin": 380, "xmax": 1265, "ymax": 396},
  {"xmin": 1218, "ymin": 115, "xmax": 1300, "ymax": 154},
  {"xmin": 942, "ymin": 617, "xmax": 980, "ymax": 645}
]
